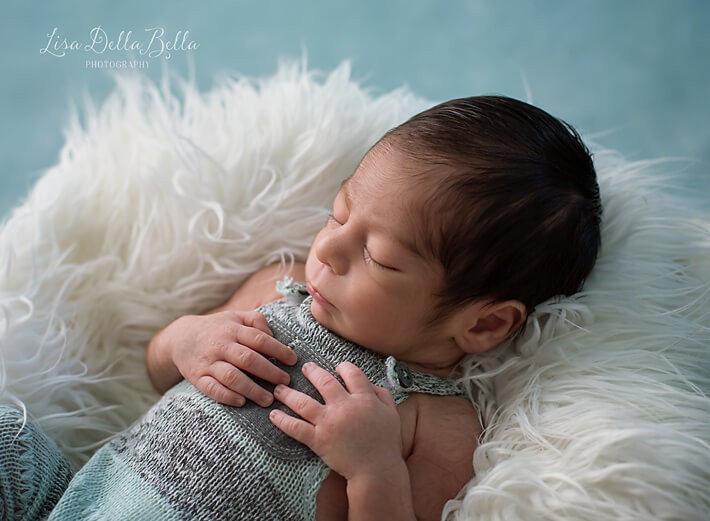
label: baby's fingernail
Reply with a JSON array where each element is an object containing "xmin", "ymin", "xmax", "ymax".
[{"xmin": 258, "ymin": 394, "xmax": 274, "ymax": 407}]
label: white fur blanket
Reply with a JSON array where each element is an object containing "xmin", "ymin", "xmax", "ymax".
[{"xmin": 1, "ymin": 61, "xmax": 708, "ymax": 521}]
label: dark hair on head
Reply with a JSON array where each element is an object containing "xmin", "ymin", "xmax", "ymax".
[{"xmin": 382, "ymin": 95, "xmax": 602, "ymax": 316}]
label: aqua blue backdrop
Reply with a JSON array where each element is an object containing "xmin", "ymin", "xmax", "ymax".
[{"xmin": 1, "ymin": 0, "xmax": 708, "ymax": 218}]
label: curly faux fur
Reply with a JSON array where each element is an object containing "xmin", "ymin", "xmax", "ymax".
[{"xmin": 1, "ymin": 61, "xmax": 708, "ymax": 520}]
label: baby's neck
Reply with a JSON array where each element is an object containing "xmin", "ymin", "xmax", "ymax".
[{"xmin": 406, "ymin": 360, "xmax": 462, "ymax": 379}]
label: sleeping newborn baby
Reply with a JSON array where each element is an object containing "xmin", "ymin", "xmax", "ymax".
[{"xmin": 46, "ymin": 95, "xmax": 601, "ymax": 520}]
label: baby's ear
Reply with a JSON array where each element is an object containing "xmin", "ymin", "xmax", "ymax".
[{"xmin": 453, "ymin": 300, "xmax": 526, "ymax": 354}]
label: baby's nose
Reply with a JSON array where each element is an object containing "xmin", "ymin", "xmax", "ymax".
[{"xmin": 314, "ymin": 230, "xmax": 349, "ymax": 275}]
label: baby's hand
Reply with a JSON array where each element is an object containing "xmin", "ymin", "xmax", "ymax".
[
  {"xmin": 168, "ymin": 310, "xmax": 297, "ymax": 406},
  {"xmin": 269, "ymin": 362, "xmax": 403, "ymax": 480}
]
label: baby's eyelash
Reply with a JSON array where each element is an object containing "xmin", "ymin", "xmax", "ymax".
[
  {"xmin": 327, "ymin": 213, "xmax": 342, "ymax": 225},
  {"xmin": 363, "ymin": 247, "xmax": 390, "ymax": 270}
]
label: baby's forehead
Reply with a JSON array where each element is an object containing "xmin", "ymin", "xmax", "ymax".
[
  {"xmin": 354, "ymin": 141, "xmax": 439, "ymax": 192},
  {"xmin": 343, "ymin": 166, "xmax": 441, "ymax": 261},
  {"xmin": 344, "ymin": 162, "xmax": 430, "ymax": 214}
]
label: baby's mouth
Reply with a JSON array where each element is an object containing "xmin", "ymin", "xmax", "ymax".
[{"xmin": 307, "ymin": 282, "xmax": 333, "ymax": 308}]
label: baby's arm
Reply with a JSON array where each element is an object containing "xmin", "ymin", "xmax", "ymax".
[
  {"xmin": 270, "ymin": 362, "xmax": 418, "ymax": 521},
  {"xmin": 401, "ymin": 394, "xmax": 480, "ymax": 520},
  {"xmin": 146, "ymin": 262, "xmax": 305, "ymax": 406}
]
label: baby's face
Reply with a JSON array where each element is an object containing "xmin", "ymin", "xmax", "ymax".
[{"xmin": 305, "ymin": 145, "xmax": 464, "ymax": 371}]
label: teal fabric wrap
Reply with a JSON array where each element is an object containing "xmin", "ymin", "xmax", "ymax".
[
  {"xmin": 48, "ymin": 298, "xmax": 463, "ymax": 520},
  {"xmin": 0, "ymin": 405, "xmax": 74, "ymax": 521}
]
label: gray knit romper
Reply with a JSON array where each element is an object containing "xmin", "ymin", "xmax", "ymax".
[{"xmin": 49, "ymin": 296, "xmax": 463, "ymax": 521}]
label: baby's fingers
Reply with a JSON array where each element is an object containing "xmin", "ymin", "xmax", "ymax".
[
  {"xmin": 212, "ymin": 361, "xmax": 274, "ymax": 407},
  {"xmin": 195, "ymin": 375, "xmax": 247, "ymax": 407},
  {"xmin": 269, "ymin": 409, "xmax": 315, "ymax": 448},
  {"xmin": 302, "ymin": 362, "xmax": 349, "ymax": 402},
  {"xmin": 273, "ymin": 383, "xmax": 322, "ymax": 423},
  {"xmin": 233, "ymin": 311, "xmax": 298, "ymax": 366},
  {"xmin": 373, "ymin": 384, "xmax": 396, "ymax": 407},
  {"xmin": 335, "ymin": 361, "xmax": 374, "ymax": 395},
  {"xmin": 222, "ymin": 342, "xmax": 290, "ymax": 390}
]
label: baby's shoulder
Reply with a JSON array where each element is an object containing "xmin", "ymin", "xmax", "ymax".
[
  {"xmin": 413, "ymin": 393, "xmax": 481, "ymax": 438},
  {"xmin": 399, "ymin": 393, "xmax": 482, "ymax": 456}
]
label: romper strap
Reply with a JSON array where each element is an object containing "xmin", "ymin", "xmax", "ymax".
[
  {"xmin": 275, "ymin": 277, "xmax": 309, "ymax": 305},
  {"xmin": 382, "ymin": 356, "xmax": 464, "ymax": 404}
]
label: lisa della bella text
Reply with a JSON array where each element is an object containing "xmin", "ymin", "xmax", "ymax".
[{"xmin": 40, "ymin": 26, "xmax": 199, "ymax": 60}]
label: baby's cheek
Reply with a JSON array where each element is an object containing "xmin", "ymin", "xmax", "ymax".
[
  {"xmin": 304, "ymin": 249, "xmax": 317, "ymax": 278},
  {"xmin": 349, "ymin": 302, "xmax": 398, "ymax": 345}
]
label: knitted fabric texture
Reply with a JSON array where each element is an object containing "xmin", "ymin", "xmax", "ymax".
[
  {"xmin": 48, "ymin": 298, "xmax": 462, "ymax": 520},
  {"xmin": 0, "ymin": 406, "xmax": 74, "ymax": 521}
]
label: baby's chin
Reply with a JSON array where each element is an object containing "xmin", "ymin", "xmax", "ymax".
[
  {"xmin": 308, "ymin": 298, "xmax": 336, "ymax": 330},
  {"xmin": 308, "ymin": 300, "xmax": 356, "ymax": 342}
]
